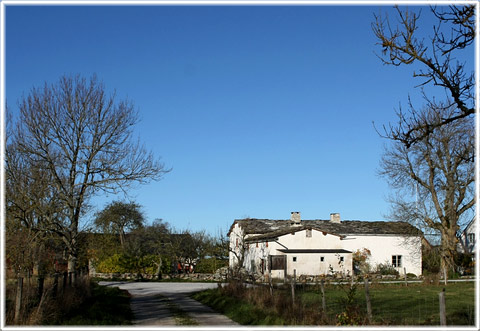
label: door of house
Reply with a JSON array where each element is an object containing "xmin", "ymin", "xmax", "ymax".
[{"xmin": 269, "ymin": 255, "xmax": 287, "ymax": 278}]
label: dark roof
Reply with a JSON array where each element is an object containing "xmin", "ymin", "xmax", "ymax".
[
  {"xmin": 228, "ymin": 218, "xmax": 422, "ymax": 238},
  {"xmin": 277, "ymin": 249, "xmax": 352, "ymax": 254},
  {"xmin": 245, "ymin": 226, "xmax": 343, "ymax": 242}
]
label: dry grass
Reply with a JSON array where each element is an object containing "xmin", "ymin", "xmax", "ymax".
[
  {"xmin": 5, "ymin": 275, "xmax": 92, "ymax": 325},
  {"xmin": 216, "ymin": 281, "xmax": 329, "ymax": 325}
]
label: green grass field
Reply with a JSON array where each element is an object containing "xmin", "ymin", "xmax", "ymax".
[
  {"xmin": 299, "ymin": 281, "xmax": 475, "ymax": 325},
  {"xmin": 192, "ymin": 281, "xmax": 475, "ymax": 326}
]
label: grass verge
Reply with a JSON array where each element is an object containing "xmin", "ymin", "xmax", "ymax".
[
  {"xmin": 192, "ymin": 281, "xmax": 475, "ymax": 326},
  {"xmin": 155, "ymin": 295, "xmax": 199, "ymax": 325},
  {"xmin": 191, "ymin": 288, "xmax": 286, "ymax": 325}
]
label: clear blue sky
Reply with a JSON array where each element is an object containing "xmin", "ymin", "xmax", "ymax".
[{"xmin": 5, "ymin": 3, "xmax": 466, "ymax": 235}]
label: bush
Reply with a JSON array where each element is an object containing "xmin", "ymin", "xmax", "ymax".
[
  {"xmin": 422, "ymin": 247, "xmax": 441, "ymax": 274},
  {"xmin": 375, "ymin": 262, "xmax": 399, "ymax": 276},
  {"xmin": 195, "ymin": 258, "xmax": 228, "ymax": 274},
  {"xmin": 455, "ymin": 253, "xmax": 474, "ymax": 275},
  {"xmin": 96, "ymin": 253, "xmax": 162, "ymax": 275},
  {"xmin": 97, "ymin": 254, "xmax": 127, "ymax": 273},
  {"xmin": 352, "ymin": 248, "xmax": 372, "ymax": 275},
  {"xmin": 336, "ymin": 283, "xmax": 365, "ymax": 326},
  {"xmin": 158, "ymin": 256, "xmax": 172, "ymax": 275}
]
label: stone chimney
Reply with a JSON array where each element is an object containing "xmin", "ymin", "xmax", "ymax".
[
  {"xmin": 291, "ymin": 211, "xmax": 301, "ymax": 224},
  {"xmin": 330, "ymin": 213, "xmax": 341, "ymax": 223}
]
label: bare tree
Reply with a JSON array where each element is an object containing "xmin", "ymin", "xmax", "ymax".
[
  {"xmin": 379, "ymin": 104, "xmax": 474, "ymax": 273},
  {"xmin": 372, "ymin": 5, "xmax": 475, "ymax": 148},
  {"xmin": 11, "ymin": 74, "xmax": 170, "ymax": 283},
  {"xmin": 227, "ymin": 230, "xmax": 249, "ymax": 278},
  {"xmin": 6, "ymin": 119, "xmax": 65, "ymax": 279}
]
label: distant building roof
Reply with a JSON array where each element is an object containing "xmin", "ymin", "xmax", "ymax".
[{"xmin": 228, "ymin": 218, "xmax": 423, "ymax": 238}]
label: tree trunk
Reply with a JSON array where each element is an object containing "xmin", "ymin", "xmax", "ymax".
[
  {"xmin": 156, "ymin": 256, "xmax": 163, "ymax": 279},
  {"xmin": 37, "ymin": 277, "xmax": 44, "ymax": 302},
  {"xmin": 14, "ymin": 277, "xmax": 23, "ymax": 324},
  {"xmin": 440, "ymin": 225, "xmax": 458, "ymax": 277},
  {"xmin": 120, "ymin": 231, "xmax": 125, "ymax": 250},
  {"xmin": 68, "ymin": 253, "xmax": 77, "ymax": 286}
]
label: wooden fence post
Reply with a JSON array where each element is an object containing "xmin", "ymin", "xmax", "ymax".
[
  {"xmin": 269, "ymin": 272, "xmax": 273, "ymax": 297},
  {"xmin": 320, "ymin": 279, "xmax": 327, "ymax": 318},
  {"xmin": 53, "ymin": 272, "xmax": 59, "ymax": 298},
  {"xmin": 291, "ymin": 269, "xmax": 296, "ymax": 306},
  {"xmin": 14, "ymin": 277, "xmax": 23, "ymax": 324},
  {"xmin": 364, "ymin": 277, "xmax": 372, "ymax": 323},
  {"xmin": 37, "ymin": 277, "xmax": 44, "ymax": 301},
  {"xmin": 63, "ymin": 272, "xmax": 68, "ymax": 291},
  {"xmin": 439, "ymin": 289, "xmax": 447, "ymax": 326}
]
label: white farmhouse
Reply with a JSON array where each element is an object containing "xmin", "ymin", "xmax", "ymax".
[{"xmin": 228, "ymin": 212, "xmax": 423, "ymax": 278}]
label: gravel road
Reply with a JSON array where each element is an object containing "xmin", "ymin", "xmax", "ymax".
[{"xmin": 99, "ymin": 281, "xmax": 239, "ymax": 327}]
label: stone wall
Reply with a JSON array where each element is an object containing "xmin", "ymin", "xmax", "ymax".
[{"xmin": 92, "ymin": 271, "xmax": 227, "ymax": 282}]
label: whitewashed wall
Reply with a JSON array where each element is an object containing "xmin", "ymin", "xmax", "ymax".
[
  {"xmin": 340, "ymin": 235, "xmax": 422, "ymax": 276},
  {"xmin": 235, "ymin": 228, "xmax": 354, "ymax": 277},
  {"xmin": 228, "ymin": 223, "xmax": 243, "ymax": 268},
  {"xmin": 275, "ymin": 228, "xmax": 344, "ymax": 250},
  {"xmin": 459, "ymin": 220, "xmax": 476, "ymax": 254},
  {"xmin": 229, "ymin": 224, "xmax": 423, "ymax": 277},
  {"xmin": 284, "ymin": 252, "xmax": 353, "ymax": 276}
]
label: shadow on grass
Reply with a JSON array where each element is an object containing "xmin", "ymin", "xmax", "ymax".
[{"xmin": 58, "ymin": 282, "xmax": 133, "ymax": 325}]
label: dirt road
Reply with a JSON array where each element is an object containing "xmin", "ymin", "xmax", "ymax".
[{"xmin": 99, "ymin": 281, "xmax": 238, "ymax": 326}]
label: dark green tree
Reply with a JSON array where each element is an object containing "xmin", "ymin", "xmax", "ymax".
[{"xmin": 94, "ymin": 201, "xmax": 145, "ymax": 249}]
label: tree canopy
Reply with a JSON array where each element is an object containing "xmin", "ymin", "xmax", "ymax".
[
  {"xmin": 7, "ymin": 74, "xmax": 170, "ymax": 282},
  {"xmin": 94, "ymin": 200, "xmax": 145, "ymax": 249},
  {"xmin": 379, "ymin": 104, "xmax": 474, "ymax": 272},
  {"xmin": 373, "ymin": 5, "xmax": 475, "ymax": 147}
]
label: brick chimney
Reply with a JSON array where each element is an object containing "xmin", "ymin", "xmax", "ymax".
[
  {"xmin": 291, "ymin": 211, "xmax": 301, "ymax": 224},
  {"xmin": 330, "ymin": 213, "xmax": 341, "ymax": 223}
]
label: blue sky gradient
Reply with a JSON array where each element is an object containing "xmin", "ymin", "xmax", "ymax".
[{"xmin": 6, "ymin": 4, "xmax": 472, "ymax": 234}]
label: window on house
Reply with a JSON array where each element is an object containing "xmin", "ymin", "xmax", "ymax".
[
  {"xmin": 293, "ymin": 257, "xmax": 297, "ymax": 262},
  {"xmin": 392, "ymin": 255, "xmax": 402, "ymax": 268},
  {"xmin": 340, "ymin": 256, "xmax": 344, "ymax": 262},
  {"xmin": 306, "ymin": 229, "xmax": 312, "ymax": 237},
  {"xmin": 256, "ymin": 242, "xmax": 258, "ymax": 248},
  {"xmin": 266, "ymin": 241, "xmax": 268, "ymax": 247},
  {"xmin": 320, "ymin": 256, "xmax": 325, "ymax": 262}
]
